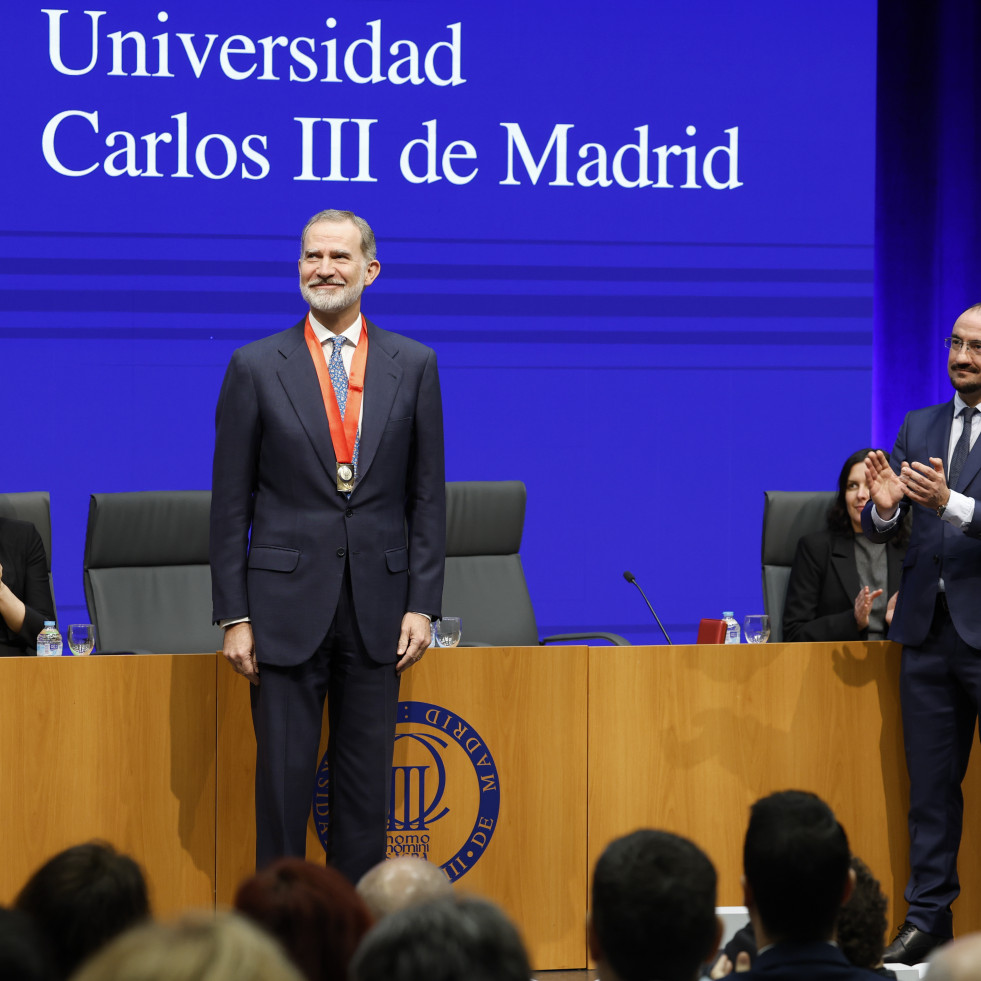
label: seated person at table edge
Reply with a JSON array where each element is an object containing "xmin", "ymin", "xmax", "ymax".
[
  {"xmin": 783, "ymin": 449, "xmax": 907, "ymax": 643},
  {"xmin": 0, "ymin": 516, "xmax": 55, "ymax": 656}
]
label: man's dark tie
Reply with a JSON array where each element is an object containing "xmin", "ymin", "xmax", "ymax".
[{"xmin": 948, "ymin": 407, "xmax": 978, "ymax": 488}]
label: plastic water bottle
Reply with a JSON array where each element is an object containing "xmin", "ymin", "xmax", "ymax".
[
  {"xmin": 722, "ymin": 612, "xmax": 741, "ymax": 644},
  {"xmin": 37, "ymin": 621, "xmax": 63, "ymax": 657}
]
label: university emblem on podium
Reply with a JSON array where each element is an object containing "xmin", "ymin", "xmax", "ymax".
[{"xmin": 314, "ymin": 700, "xmax": 500, "ymax": 881}]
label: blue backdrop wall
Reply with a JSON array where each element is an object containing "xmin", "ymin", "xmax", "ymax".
[{"xmin": 1, "ymin": 2, "xmax": 877, "ymax": 643}]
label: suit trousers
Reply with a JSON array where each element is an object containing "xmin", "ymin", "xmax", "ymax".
[
  {"xmin": 902, "ymin": 595, "xmax": 981, "ymax": 936},
  {"xmin": 249, "ymin": 566, "xmax": 401, "ymax": 883}
]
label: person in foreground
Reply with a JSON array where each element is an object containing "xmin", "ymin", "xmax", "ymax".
[
  {"xmin": 732, "ymin": 790, "xmax": 866, "ymax": 981},
  {"xmin": 710, "ymin": 853, "xmax": 892, "ymax": 978},
  {"xmin": 349, "ymin": 894, "xmax": 531, "ymax": 981},
  {"xmin": 836, "ymin": 856, "xmax": 893, "ymax": 978},
  {"xmin": 783, "ymin": 448, "xmax": 906, "ymax": 642},
  {"xmin": 210, "ymin": 209, "xmax": 446, "ymax": 883},
  {"xmin": 234, "ymin": 857, "xmax": 373, "ymax": 981},
  {"xmin": 0, "ymin": 516, "xmax": 55, "ymax": 656},
  {"xmin": 356, "ymin": 856, "xmax": 452, "ymax": 921},
  {"xmin": 923, "ymin": 933, "xmax": 981, "ymax": 981},
  {"xmin": 14, "ymin": 841, "xmax": 149, "ymax": 981},
  {"xmin": 862, "ymin": 303, "xmax": 981, "ymax": 964},
  {"xmin": 0, "ymin": 907, "xmax": 54, "ymax": 981},
  {"xmin": 71, "ymin": 911, "xmax": 304, "ymax": 981},
  {"xmin": 590, "ymin": 829, "xmax": 721, "ymax": 981}
]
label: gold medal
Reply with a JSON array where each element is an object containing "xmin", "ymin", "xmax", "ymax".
[{"xmin": 336, "ymin": 463, "xmax": 355, "ymax": 492}]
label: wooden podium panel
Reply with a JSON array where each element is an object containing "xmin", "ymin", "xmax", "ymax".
[
  {"xmin": 396, "ymin": 646, "xmax": 588, "ymax": 968},
  {"xmin": 588, "ymin": 641, "xmax": 981, "ymax": 937},
  {"xmin": 216, "ymin": 647, "xmax": 589, "ymax": 969},
  {"xmin": 12, "ymin": 641, "xmax": 975, "ymax": 965},
  {"xmin": 0, "ymin": 654, "xmax": 217, "ymax": 915}
]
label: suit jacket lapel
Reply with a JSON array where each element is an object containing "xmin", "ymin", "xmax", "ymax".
[
  {"xmin": 887, "ymin": 539, "xmax": 903, "ymax": 596},
  {"xmin": 930, "ymin": 400, "xmax": 955, "ymax": 467},
  {"xmin": 354, "ymin": 320, "xmax": 402, "ymax": 492},
  {"xmin": 830, "ymin": 534, "xmax": 860, "ymax": 603},
  {"xmin": 276, "ymin": 320, "xmax": 338, "ymax": 480}
]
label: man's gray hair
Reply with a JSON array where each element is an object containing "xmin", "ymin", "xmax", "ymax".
[
  {"xmin": 350, "ymin": 895, "xmax": 531, "ymax": 981},
  {"xmin": 300, "ymin": 210, "xmax": 377, "ymax": 262},
  {"xmin": 356, "ymin": 856, "xmax": 452, "ymax": 921}
]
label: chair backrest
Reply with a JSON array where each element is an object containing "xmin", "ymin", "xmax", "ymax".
[
  {"xmin": 761, "ymin": 490, "xmax": 836, "ymax": 642},
  {"xmin": 83, "ymin": 490, "xmax": 223, "ymax": 654},
  {"xmin": 0, "ymin": 491, "xmax": 55, "ymax": 613},
  {"xmin": 696, "ymin": 618, "xmax": 727, "ymax": 645},
  {"xmin": 442, "ymin": 481, "xmax": 541, "ymax": 646}
]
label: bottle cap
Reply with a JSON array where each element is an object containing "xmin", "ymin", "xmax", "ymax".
[
  {"xmin": 43, "ymin": 620, "xmax": 56, "ymax": 626},
  {"xmin": 722, "ymin": 612, "xmax": 733, "ymax": 618}
]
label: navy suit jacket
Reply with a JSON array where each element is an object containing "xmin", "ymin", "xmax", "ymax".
[
  {"xmin": 739, "ymin": 941, "xmax": 877, "ymax": 981},
  {"xmin": 862, "ymin": 399, "xmax": 981, "ymax": 650},
  {"xmin": 210, "ymin": 317, "xmax": 445, "ymax": 666}
]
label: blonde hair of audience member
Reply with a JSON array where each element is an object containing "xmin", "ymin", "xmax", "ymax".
[
  {"xmin": 924, "ymin": 934, "xmax": 981, "ymax": 981},
  {"xmin": 70, "ymin": 911, "xmax": 305, "ymax": 981},
  {"xmin": 356, "ymin": 856, "xmax": 452, "ymax": 921}
]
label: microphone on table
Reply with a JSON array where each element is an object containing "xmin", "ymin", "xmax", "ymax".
[{"xmin": 622, "ymin": 570, "xmax": 673, "ymax": 645}]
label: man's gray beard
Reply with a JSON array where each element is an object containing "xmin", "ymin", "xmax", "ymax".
[{"xmin": 300, "ymin": 278, "xmax": 365, "ymax": 313}]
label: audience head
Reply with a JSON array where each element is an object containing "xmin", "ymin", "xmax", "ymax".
[
  {"xmin": 0, "ymin": 907, "xmax": 55, "ymax": 981},
  {"xmin": 836, "ymin": 855, "xmax": 888, "ymax": 970},
  {"xmin": 350, "ymin": 894, "xmax": 531, "ymax": 981},
  {"xmin": 356, "ymin": 856, "xmax": 452, "ymax": 921},
  {"xmin": 234, "ymin": 857, "xmax": 373, "ymax": 981},
  {"xmin": 589, "ymin": 829, "xmax": 719, "ymax": 981},
  {"xmin": 14, "ymin": 840, "xmax": 150, "ymax": 980},
  {"xmin": 923, "ymin": 933, "xmax": 981, "ymax": 981},
  {"xmin": 743, "ymin": 790, "xmax": 851, "ymax": 944},
  {"xmin": 72, "ymin": 911, "xmax": 305, "ymax": 981}
]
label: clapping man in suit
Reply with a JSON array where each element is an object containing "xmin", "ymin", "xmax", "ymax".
[
  {"xmin": 211, "ymin": 209, "xmax": 445, "ymax": 883},
  {"xmin": 862, "ymin": 303, "xmax": 981, "ymax": 964}
]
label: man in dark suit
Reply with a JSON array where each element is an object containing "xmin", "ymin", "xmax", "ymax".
[
  {"xmin": 732, "ymin": 790, "xmax": 868, "ymax": 981},
  {"xmin": 210, "ymin": 209, "xmax": 445, "ymax": 883},
  {"xmin": 588, "ymin": 829, "xmax": 720, "ymax": 981},
  {"xmin": 861, "ymin": 303, "xmax": 981, "ymax": 964},
  {"xmin": 0, "ymin": 517, "xmax": 55, "ymax": 656}
]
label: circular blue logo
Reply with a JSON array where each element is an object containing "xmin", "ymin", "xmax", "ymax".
[{"xmin": 314, "ymin": 700, "xmax": 500, "ymax": 881}]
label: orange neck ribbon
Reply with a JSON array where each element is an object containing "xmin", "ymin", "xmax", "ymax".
[{"xmin": 304, "ymin": 313, "xmax": 368, "ymax": 464}]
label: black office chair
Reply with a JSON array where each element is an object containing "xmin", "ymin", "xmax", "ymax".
[
  {"xmin": 761, "ymin": 490, "xmax": 836, "ymax": 643},
  {"xmin": 442, "ymin": 481, "xmax": 629, "ymax": 646},
  {"xmin": 0, "ymin": 491, "xmax": 56, "ymax": 614},
  {"xmin": 83, "ymin": 490, "xmax": 223, "ymax": 654}
]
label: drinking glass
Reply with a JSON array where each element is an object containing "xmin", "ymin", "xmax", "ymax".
[
  {"xmin": 743, "ymin": 615, "xmax": 770, "ymax": 644},
  {"xmin": 434, "ymin": 617, "xmax": 462, "ymax": 648},
  {"xmin": 68, "ymin": 623, "xmax": 96, "ymax": 656}
]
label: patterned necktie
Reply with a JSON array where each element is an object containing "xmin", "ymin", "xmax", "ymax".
[
  {"xmin": 948, "ymin": 406, "xmax": 977, "ymax": 488},
  {"xmin": 328, "ymin": 336, "xmax": 348, "ymax": 414},
  {"xmin": 328, "ymin": 336, "xmax": 360, "ymax": 475}
]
